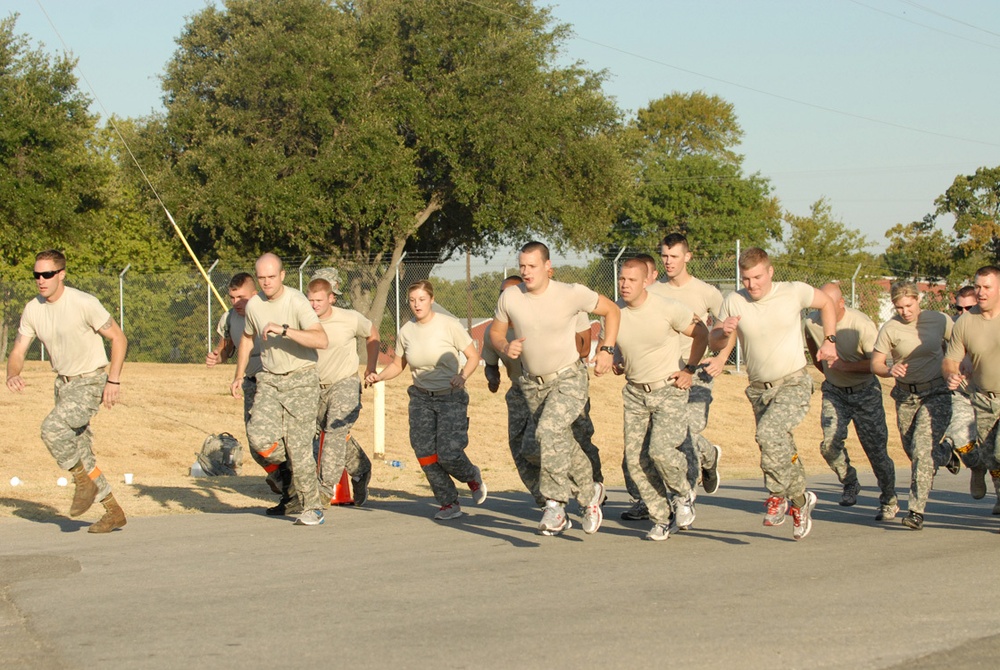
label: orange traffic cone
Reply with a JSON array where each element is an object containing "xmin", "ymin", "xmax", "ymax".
[{"xmin": 331, "ymin": 467, "xmax": 355, "ymax": 506}]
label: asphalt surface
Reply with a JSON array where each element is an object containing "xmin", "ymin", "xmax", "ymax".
[{"xmin": 2, "ymin": 471, "xmax": 998, "ymax": 669}]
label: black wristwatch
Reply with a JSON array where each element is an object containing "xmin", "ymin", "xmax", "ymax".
[
  {"xmin": 599, "ymin": 345, "xmax": 615, "ymax": 355},
  {"xmin": 825, "ymin": 334, "xmax": 837, "ymax": 344},
  {"xmin": 684, "ymin": 363, "xmax": 698, "ymax": 374},
  {"xmin": 281, "ymin": 324, "xmax": 289, "ymax": 337}
]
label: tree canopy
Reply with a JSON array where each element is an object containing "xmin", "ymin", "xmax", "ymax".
[
  {"xmin": 613, "ymin": 91, "xmax": 781, "ymax": 253},
  {"xmin": 134, "ymin": 0, "xmax": 631, "ymax": 322}
]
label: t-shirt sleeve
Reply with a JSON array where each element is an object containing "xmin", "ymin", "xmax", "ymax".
[
  {"xmin": 718, "ymin": 293, "xmax": 735, "ymax": 321},
  {"xmin": 873, "ymin": 322, "xmax": 893, "ymax": 355},
  {"xmin": 481, "ymin": 325, "xmax": 499, "ymax": 365},
  {"xmin": 665, "ymin": 301, "xmax": 696, "ymax": 334},
  {"xmin": 81, "ymin": 293, "xmax": 112, "ymax": 333},
  {"xmin": 859, "ymin": 317, "xmax": 878, "ymax": 356},
  {"xmin": 355, "ymin": 311, "xmax": 373, "ymax": 338},
  {"xmin": 572, "ymin": 284, "xmax": 601, "ymax": 313},
  {"xmin": 296, "ymin": 297, "xmax": 320, "ymax": 330},
  {"xmin": 942, "ymin": 312, "xmax": 954, "ymax": 342},
  {"xmin": 945, "ymin": 318, "xmax": 966, "ymax": 362},
  {"xmin": 218, "ymin": 312, "xmax": 230, "ymax": 339},
  {"xmin": 706, "ymin": 285, "xmax": 724, "ymax": 320},
  {"xmin": 447, "ymin": 317, "xmax": 474, "ymax": 352},
  {"xmin": 793, "ymin": 282, "xmax": 816, "ymax": 309},
  {"xmin": 17, "ymin": 303, "xmax": 36, "ymax": 340},
  {"xmin": 494, "ymin": 289, "xmax": 510, "ymax": 324}
]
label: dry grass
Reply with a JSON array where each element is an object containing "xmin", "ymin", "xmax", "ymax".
[{"xmin": 0, "ymin": 361, "xmax": 911, "ymax": 520}]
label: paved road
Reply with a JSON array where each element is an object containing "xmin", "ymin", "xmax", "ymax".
[{"xmin": 2, "ymin": 472, "xmax": 998, "ymax": 669}]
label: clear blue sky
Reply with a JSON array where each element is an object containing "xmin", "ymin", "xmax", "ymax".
[{"xmin": 6, "ymin": 0, "xmax": 999, "ymax": 252}]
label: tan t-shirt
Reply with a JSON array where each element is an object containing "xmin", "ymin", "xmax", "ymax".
[
  {"xmin": 648, "ymin": 276, "xmax": 723, "ymax": 364},
  {"xmin": 396, "ymin": 312, "xmax": 473, "ymax": 392},
  {"xmin": 482, "ymin": 321, "xmax": 522, "ymax": 381},
  {"xmin": 873, "ymin": 310, "xmax": 951, "ymax": 385},
  {"xmin": 243, "ymin": 286, "xmax": 320, "ymax": 374},
  {"xmin": 804, "ymin": 307, "xmax": 877, "ymax": 387},
  {"xmin": 617, "ymin": 293, "xmax": 694, "ymax": 384},
  {"xmin": 317, "ymin": 307, "xmax": 373, "ymax": 385},
  {"xmin": 719, "ymin": 281, "xmax": 814, "ymax": 383},
  {"xmin": 218, "ymin": 310, "xmax": 263, "ymax": 378},
  {"xmin": 946, "ymin": 310, "xmax": 1000, "ymax": 392},
  {"xmin": 495, "ymin": 281, "xmax": 600, "ymax": 377},
  {"xmin": 18, "ymin": 286, "xmax": 110, "ymax": 377}
]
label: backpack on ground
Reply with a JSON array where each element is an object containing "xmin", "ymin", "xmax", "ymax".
[{"xmin": 198, "ymin": 432, "xmax": 244, "ymax": 476}]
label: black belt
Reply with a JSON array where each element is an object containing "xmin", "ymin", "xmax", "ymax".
[
  {"xmin": 895, "ymin": 379, "xmax": 942, "ymax": 393},
  {"xmin": 829, "ymin": 380, "xmax": 873, "ymax": 395},
  {"xmin": 413, "ymin": 386, "xmax": 459, "ymax": 397}
]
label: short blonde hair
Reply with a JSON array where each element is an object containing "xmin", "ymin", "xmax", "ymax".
[
  {"xmin": 407, "ymin": 280, "xmax": 434, "ymax": 299},
  {"xmin": 890, "ymin": 281, "xmax": 920, "ymax": 304},
  {"xmin": 738, "ymin": 247, "xmax": 770, "ymax": 272}
]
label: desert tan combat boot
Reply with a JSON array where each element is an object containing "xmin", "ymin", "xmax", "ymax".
[
  {"xmin": 69, "ymin": 463, "xmax": 99, "ymax": 517},
  {"xmin": 88, "ymin": 494, "xmax": 127, "ymax": 533}
]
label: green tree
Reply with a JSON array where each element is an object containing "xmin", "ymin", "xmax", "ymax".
[
  {"xmin": 934, "ymin": 165, "xmax": 1000, "ymax": 268},
  {"xmin": 134, "ymin": 0, "xmax": 630, "ymax": 327},
  {"xmin": 614, "ymin": 92, "xmax": 781, "ymax": 253},
  {"xmin": 882, "ymin": 214, "xmax": 953, "ymax": 282},
  {"xmin": 773, "ymin": 198, "xmax": 876, "ymax": 281},
  {"xmin": 0, "ymin": 15, "xmax": 106, "ymax": 277}
]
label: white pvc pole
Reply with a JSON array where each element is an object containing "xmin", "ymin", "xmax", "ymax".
[
  {"xmin": 298, "ymin": 255, "xmax": 312, "ymax": 292},
  {"xmin": 207, "ymin": 259, "xmax": 219, "ymax": 352},
  {"xmin": 118, "ymin": 264, "xmax": 131, "ymax": 333},
  {"xmin": 374, "ymin": 379, "xmax": 386, "ymax": 458},
  {"xmin": 612, "ymin": 246, "xmax": 627, "ymax": 302}
]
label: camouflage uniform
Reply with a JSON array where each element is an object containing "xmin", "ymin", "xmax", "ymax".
[
  {"xmin": 685, "ymin": 367, "xmax": 717, "ymax": 485},
  {"xmin": 407, "ymin": 387, "xmax": 478, "ymax": 506},
  {"xmin": 967, "ymin": 391, "xmax": 1000, "ymax": 471},
  {"xmin": 316, "ymin": 376, "xmax": 372, "ymax": 501},
  {"xmin": 573, "ymin": 398, "xmax": 604, "ymax": 483},
  {"xmin": 622, "ymin": 382, "xmax": 691, "ymax": 524},
  {"xmin": 819, "ymin": 379, "xmax": 897, "ymax": 505},
  {"xmin": 520, "ymin": 361, "xmax": 596, "ymax": 506},
  {"xmin": 890, "ymin": 381, "xmax": 952, "ymax": 514},
  {"xmin": 745, "ymin": 371, "xmax": 813, "ymax": 500},
  {"xmin": 503, "ymin": 382, "xmax": 544, "ymax": 504},
  {"xmin": 247, "ymin": 367, "xmax": 322, "ymax": 512},
  {"xmin": 42, "ymin": 373, "xmax": 112, "ymax": 501},
  {"xmin": 947, "ymin": 388, "xmax": 978, "ymax": 464}
]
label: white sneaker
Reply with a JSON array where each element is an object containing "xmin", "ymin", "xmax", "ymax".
[
  {"xmin": 581, "ymin": 482, "xmax": 605, "ymax": 534},
  {"xmin": 294, "ymin": 509, "xmax": 325, "ymax": 526},
  {"xmin": 671, "ymin": 490, "xmax": 696, "ymax": 530},
  {"xmin": 434, "ymin": 502, "xmax": 463, "ymax": 520},
  {"xmin": 468, "ymin": 466, "xmax": 487, "ymax": 505},
  {"xmin": 645, "ymin": 523, "xmax": 671, "ymax": 542},
  {"xmin": 538, "ymin": 500, "xmax": 570, "ymax": 535}
]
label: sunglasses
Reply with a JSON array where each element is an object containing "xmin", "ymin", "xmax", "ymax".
[
  {"xmin": 954, "ymin": 304, "xmax": 974, "ymax": 312},
  {"xmin": 33, "ymin": 269, "xmax": 62, "ymax": 280}
]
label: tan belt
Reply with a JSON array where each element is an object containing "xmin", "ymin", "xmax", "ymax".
[
  {"xmin": 895, "ymin": 378, "xmax": 943, "ymax": 394},
  {"xmin": 522, "ymin": 361, "xmax": 580, "ymax": 385},
  {"xmin": 628, "ymin": 378, "xmax": 673, "ymax": 393},
  {"xmin": 749, "ymin": 367, "xmax": 807, "ymax": 390},
  {"xmin": 58, "ymin": 368, "xmax": 106, "ymax": 383},
  {"xmin": 412, "ymin": 385, "xmax": 460, "ymax": 397}
]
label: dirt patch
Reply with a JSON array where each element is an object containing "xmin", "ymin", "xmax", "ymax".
[{"xmin": 0, "ymin": 361, "xmax": 910, "ymax": 519}]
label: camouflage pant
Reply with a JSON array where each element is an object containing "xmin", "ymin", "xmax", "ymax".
[
  {"xmin": 315, "ymin": 376, "xmax": 372, "ymax": 501},
  {"xmin": 247, "ymin": 367, "xmax": 322, "ymax": 512},
  {"xmin": 745, "ymin": 371, "xmax": 813, "ymax": 500},
  {"xmin": 241, "ymin": 377, "xmax": 269, "ymax": 471},
  {"xmin": 407, "ymin": 386, "xmax": 478, "ymax": 506},
  {"xmin": 685, "ymin": 367, "xmax": 719, "ymax": 486},
  {"xmin": 520, "ymin": 361, "xmax": 597, "ymax": 505},
  {"xmin": 967, "ymin": 391, "xmax": 1000, "ymax": 472},
  {"xmin": 622, "ymin": 382, "xmax": 692, "ymax": 524},
  {"xmin": 573, "ymin": 398, "xmax": 604, "ymax": 483},
  {"xmin": 42, "ymin": 374, "xmax": 112, "ymax": 500},
  {"xmin": 819, "ymin": 379, "xmax": 897, "ymax": 505},
  {"xmin": 890, "ymin": 381, "xmax": 951, "ymax": 514},
  {"xmin": 945, "ymin": 390, "xmax": 978, "ymax": 467}
]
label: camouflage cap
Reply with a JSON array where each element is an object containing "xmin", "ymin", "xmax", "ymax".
[{"xmin": 310, "ymin": 267, "xmax": 344, "ymax": 295}]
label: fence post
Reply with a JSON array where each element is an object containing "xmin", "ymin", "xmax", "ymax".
[
  {"xmin": 207, "ymin": 259, "xmax": 219, "ymax": 352},
  {"xmin": 851, "ymin": 263, "xmax": 861, "ymax": 309},
  {"xmin": 298, "ymin": 255, "xmax": 312, "ymax": 292},
  {"xmin": 734, "ymin": 241, "xmax": 741, "ymax": 373},
  {"xmin": 395, "ymin": 252, "xmax": 406, "ymax": 335},
  {"xmin": 612, "ymin": 246, "xmax": 627, "ymax": 302},
  {"xmin": 118, "ymin": 264, "xmax": 131, "ymax": 334}
]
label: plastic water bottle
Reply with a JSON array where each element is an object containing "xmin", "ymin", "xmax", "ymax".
[{"xmin": 384, "ymin": 459, "xmax": 405, "ymax": 469}]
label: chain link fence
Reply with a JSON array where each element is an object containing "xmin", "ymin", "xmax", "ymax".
[{"xmin": 1, "ymin": 243, "xmax": 949, "ymax": 365}]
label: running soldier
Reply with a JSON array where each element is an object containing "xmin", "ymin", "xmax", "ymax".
[
  {"xmin": 6, "ymin": 250, "xmax": 128, "ymax": 533},
  {"xmin": 804, "ymin": 282, "xmax": 897, "ymax": 519},
  {"xmin": 649, "ymin": 233, "xmax": 726, "ymax": 494},
  {"xmin": 710, "ymin": 247, "xmax": 838, "ymax": 540},
  {"xmin": 944, "ymin": 266, "xmax": 1000, "ymax": 517},
  {"xmin": 871, "ymin": 281, "xmax": 952, "ymax": 530},
  {"xmin": 490, "ymin": 241, "xmax": 620, "ymax": 536},
  {"xmin": 206, "ymin": 272, "xmax": 279, "ymax": 491},
  {"xmin": 307, "ymin": 271, "xmax": 378, "ymax": 506},
  {"xmin": 232, "ymin": 253, "xmax": 328, "ymax": 526},
  {"xmin": 615, "ymin": 258, "xmax": 709, "ymax": 541},
  {"xmin": 941, "ymin": 287, "xmax": 987, "ymax": 499}
]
